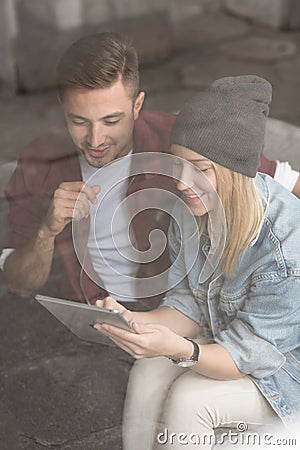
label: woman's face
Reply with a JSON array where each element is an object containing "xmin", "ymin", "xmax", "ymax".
[{"xmin": 171, "ymin": 145, "xmax": 218, "ymax": 217}]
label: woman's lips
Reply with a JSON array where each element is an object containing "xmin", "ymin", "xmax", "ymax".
[{"xmin": 184, "ymin": 192, "xmax": 205, "ymax": 203}]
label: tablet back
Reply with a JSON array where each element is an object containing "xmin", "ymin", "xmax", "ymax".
[{"xmin": 35, "ymin": 294, "xmax": 133, "ymax": 346}]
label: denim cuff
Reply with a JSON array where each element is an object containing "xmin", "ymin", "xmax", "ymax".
[
  {"xmin": 159, "ymin": 292, "xmax": 201, "ymax": 325},
  {"xmin": 215, "ymin": 319, "xmax": 286, "ymax": 378}
]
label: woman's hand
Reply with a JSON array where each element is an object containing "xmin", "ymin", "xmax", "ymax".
[
  {"xmin": 94, "ymin": 314, "xmax": 193, "ymax": 361},
  {"xmin": 95, "ymin": 296, "xmax": 134, "ymax": 325}
]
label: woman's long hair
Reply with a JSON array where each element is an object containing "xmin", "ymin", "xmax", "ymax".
[{"xmin": 203, "ymin": 163, "xmax": 265, "ymax": 277}]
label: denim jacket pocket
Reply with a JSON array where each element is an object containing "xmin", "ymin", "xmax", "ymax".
[{"xmin": 218, "ymin": 287, "xmax": 248, "ymax": 318}]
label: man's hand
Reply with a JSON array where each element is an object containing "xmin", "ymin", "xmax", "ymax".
[
  {"xmin": 3, "ymin": 181, "xmax": 100, "ymax": 293},
  {"xmin": 42, "ymin": 181, "xmax": 100, "ymax": 237}
]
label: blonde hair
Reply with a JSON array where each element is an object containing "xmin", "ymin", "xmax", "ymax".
[{"xmin": 201, "ymin": 163, "xmax": 265, "ymax": 277}]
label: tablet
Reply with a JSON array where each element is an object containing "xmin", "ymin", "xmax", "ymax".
[{"xmin": 35, "ymin": 294, "xmax": 134, "ymax": 345}]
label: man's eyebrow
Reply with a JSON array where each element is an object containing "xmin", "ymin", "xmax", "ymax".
[
  {"xmin": 101, "ymin": 112, "xmax": 125, "ymax": 120},
  {"xmin": 67, "ymin": 113, "xmax": 88, "ymax": 120},
  {"xmin": 67, "ymin": 112, "xmax": 125, "ymax": 121}
]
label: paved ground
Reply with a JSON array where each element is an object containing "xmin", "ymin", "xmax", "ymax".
[{"xmin": 0, "ymin": 8, "xmax": 300, "ymax": 450}]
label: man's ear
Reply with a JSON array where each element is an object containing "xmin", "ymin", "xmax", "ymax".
[
  {"xmin": 57, "ymin": 93, "xmax": 63, "ymax": 105},
  {"xmin": 133, "ymin": 91, "xmax": 145, "ymax": 120}
]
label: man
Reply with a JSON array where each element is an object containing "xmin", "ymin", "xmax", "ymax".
[{"xmin": 1, "ymin": 32, "xmax": 299, "ymax": 306}]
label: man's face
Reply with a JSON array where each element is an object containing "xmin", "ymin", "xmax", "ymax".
[{"xmin": 61, "ymin": 80, "xmax": 144, "ymax": 168}]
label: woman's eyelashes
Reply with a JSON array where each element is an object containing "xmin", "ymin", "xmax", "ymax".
[{"xmin": 173, "ymin": 161, "xmax": 212, "ymax": 177}]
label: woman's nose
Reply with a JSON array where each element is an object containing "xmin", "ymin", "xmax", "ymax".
[
  {"xmin": 176, "ymin": 165, "xmax": 194, "ymax": 191},
  {"xmin": 176, "ymin": 179, "xmax": 190, "ymax": 192}
]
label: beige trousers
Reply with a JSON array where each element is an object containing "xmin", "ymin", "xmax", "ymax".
[{"xmin": 123, "ymin": 357, "xmax": 282, "ymax": 450}]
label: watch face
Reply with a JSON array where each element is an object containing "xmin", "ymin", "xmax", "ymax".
[{"xmin": 178, "ymin": 360, "xmax": 197, "ymax": 368}]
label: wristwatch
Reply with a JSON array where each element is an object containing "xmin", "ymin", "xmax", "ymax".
[{"xmin": 170, "ymin": 337, "xmax": 200, "ymax": 368}]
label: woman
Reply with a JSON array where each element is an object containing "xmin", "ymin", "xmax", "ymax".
[{"xmin": 94, "ymin": 75, "xmax": 300, "ymax": 449}]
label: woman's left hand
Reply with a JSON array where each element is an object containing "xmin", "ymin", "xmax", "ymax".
[{"xmin": 93, "ymin": 321, "xmax": 192, "ymax": 360}]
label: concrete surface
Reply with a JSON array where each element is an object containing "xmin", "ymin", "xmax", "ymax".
[
  {"xmin": 0, "ymin": 7, "xmax": 300, "ymax": 450},
  {"xmin": 0, "ymin": 292, "xmax": 131, "ymax": 450}
]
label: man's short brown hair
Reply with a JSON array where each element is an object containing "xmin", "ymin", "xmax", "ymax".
[{"xmin": 56, "ymin": 32, "xmax": 139, "ymax": 99}]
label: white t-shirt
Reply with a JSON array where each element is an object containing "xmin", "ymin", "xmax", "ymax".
[{"xmin": 79, "ymin": 153, "xmax": 139, "ymax": 302}]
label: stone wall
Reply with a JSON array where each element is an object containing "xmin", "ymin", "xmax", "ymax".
[
  {"xmin": 1, "ymin": 0, "xmax": 300, "ymax": 94},
  {"xmin": 20, "ymin": 0, "xmax": 168, "ymax": 30},
  {"xmin": 224, "ymin": 0, "xmax": 300, "ymax": 30},
  {"xmin": 1, "ymin": 0, "xmax": 173, "ymax": 93},
  {"xmin": 22, "ymin": 0, "xmax": 83, "ymax": 30},
  {"xmin": 13, "ymin": 0, "xmax": 174, "ymax": 92},
  {"xmin": 0, "ymin": 0, "xmax": 18, "ymax": 92}
]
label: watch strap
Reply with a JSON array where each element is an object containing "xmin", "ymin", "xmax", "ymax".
[{"xmin": 170, "ymin": 337, "xmax": 200, "ymax": 366}]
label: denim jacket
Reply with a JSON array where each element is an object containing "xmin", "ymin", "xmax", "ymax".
[{"xmin": 160, "ymin": 173, "xmax": 300, "ymax": 427}]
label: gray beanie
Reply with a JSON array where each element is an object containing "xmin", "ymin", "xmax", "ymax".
[{"xmin": 171, "ymin": 75, "xmax": 272, "ymax": 177}]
